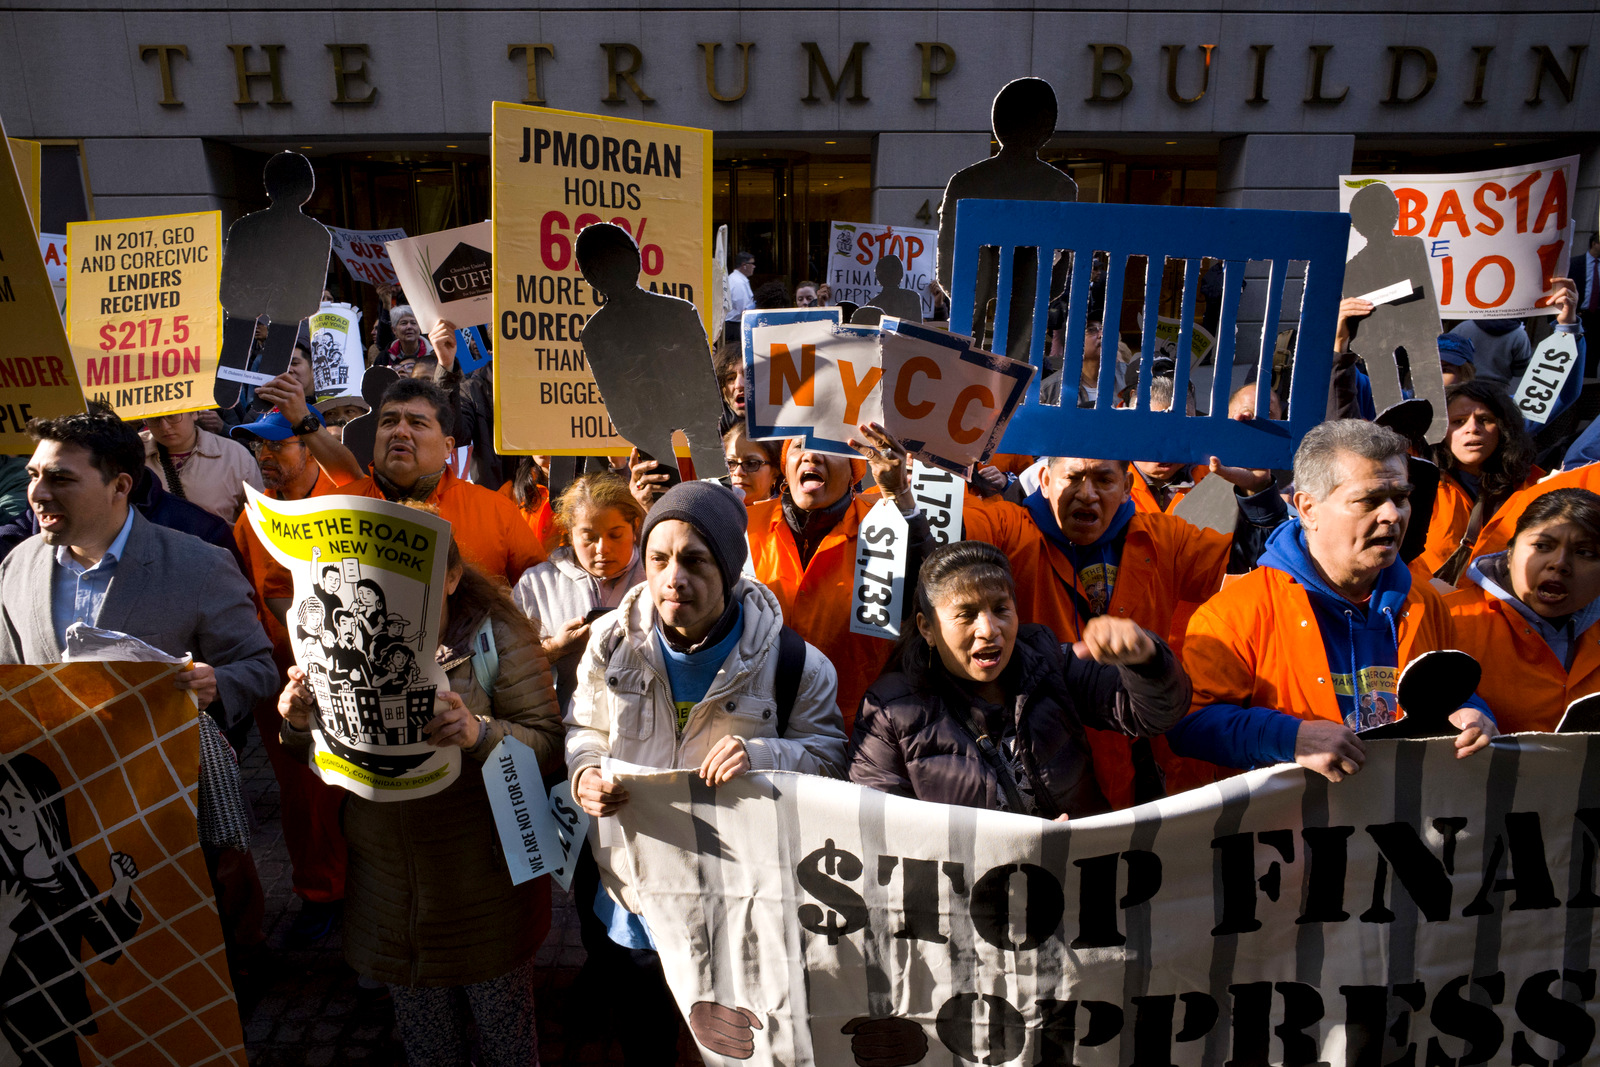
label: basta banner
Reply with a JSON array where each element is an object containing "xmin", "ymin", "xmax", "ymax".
[
  {"xmin": 615, "ymin": 733, "xmax": 1600, "ymax": 1066},
  {"xmin": 66, "ymin": 211, "xmax": 223, "ymax": 420},
  {"xmin": 244, "ymin": 487, "xmax": 458, "ymax": 801},
  {"xmin": 1338, "ymin": 156, "xmax": 1577, "ymax": 320},
  {"xmin": 327, "ymin": 225, "xmax": 408, "ymax": 288},
  {"xmin": 492, "ymin": 102, "xmax": 712, "ymax": 455},
  {"xmin": 825, "ymin": 221, "xmax": 938, "ymax": 319}
]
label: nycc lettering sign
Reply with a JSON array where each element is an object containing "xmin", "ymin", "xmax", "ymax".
[
  {"xmin": 744, "ymin": 308, "xmax": 1032, "ymax": 477},
  {"xmin": 616, "ymin": 735, "xmax": 1600, "ymax": 1066}
]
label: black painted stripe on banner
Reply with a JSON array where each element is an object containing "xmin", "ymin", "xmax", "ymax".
[
  {"xmin": 1562, "ymin": 734, "xmax": 1600, "ymax": 990},
  {"xmin": 1202, "ymin": 775, "xmax": 1257, "ymax": 1066},
  {"xmin": 1469, "ymin": 742, "xmax": 1519, "ymax": 992},
  {"xmin": 945, "ymin": 802, "xmax": 980, "ymax": 1067},
  {"xmin": 856, "ymin": 783, "xmax": 895, "ymax": 1018},
  {"xmin": 1384, "ymin": 740, "xmax": 1429, "ymax": 991},
  {"xmin": 1293, "ymin": 773, "xmax": 1330, "ymax": 992},
  {"xmin": 1117, "ymin": 804, "xmax": 1163, "ymax": 1067},
  {"xmin": 688, "ymin": 776, "xmax": 737, "ymax": 1014},
  {"xmin": 769, "ymin": 774, "xmax": 817, "ymax": 1063}
]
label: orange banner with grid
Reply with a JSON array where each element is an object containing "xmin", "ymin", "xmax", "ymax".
[{"xmin": 0, "ymin": 662, "xmax": 244, "ymax": 1066}]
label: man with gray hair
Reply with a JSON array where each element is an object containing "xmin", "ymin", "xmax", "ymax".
[{"xmin": 1168, "ymin": 419, "xmax": 1496, "ymax": 783}]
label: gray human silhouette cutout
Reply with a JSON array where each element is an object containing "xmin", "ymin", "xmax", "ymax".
[
  {"xmin": 338, "ymin": 365, "xmax": 399, "ymax": 473},
  {"xmin": 575, "ymin": 223, "xmax": 724, "ymax": 484},
  {"xmin": 863, "ymin": 255, "xmax": 923, "ymax": 323},
  {"xmin": 215, "ymin": 152, "xmax": 332, "ymax": 407},
  {"xmin": 1342, "ymin": 183, "xmax": 1446, "ymax": 442},
  {"xmin": 937, "ymin": 77, "xmax": 1077, "ymax": 362}
]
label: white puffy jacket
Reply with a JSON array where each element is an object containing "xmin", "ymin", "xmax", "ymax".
[{"xmin": 565, "ymin": 576, "xmax": 846, "ymax": 909}]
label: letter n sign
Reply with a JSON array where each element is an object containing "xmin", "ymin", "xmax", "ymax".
[{"xmin": 947, "ymin": 199, "xmax": 1348, "ymax": 469}]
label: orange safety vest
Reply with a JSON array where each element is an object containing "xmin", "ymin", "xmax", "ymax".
[
  {"xmin": 498, "ymin": 481, "xmax": 561, "ymax": 552},
  {"xmin": 963, "ymin": 495, "xmax": 1230, "ymax": 808},
  {"xmin": 1444, "ymin": 584, "xmax": 1600, "ymax": 733},
  {"xmin": 1183, "ymin": 565, "xmax": 1456, "ymax": 731},
  {"xmin": 1128, "ymin": 466, "xmax": 1208, "ymax": 516},
  {"xmin": 1467, "ymin": 464, "xmax": 1600, "ymax": 582},
  {"xmin": 745, "ymin": 493, "xmax": 887, "ymax": 738},
  {"xmin": 1419, "ymin": 467, "xmax": 1542, "ymax": 577}
]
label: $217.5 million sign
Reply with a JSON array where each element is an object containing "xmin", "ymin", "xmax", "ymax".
[{"xmin": 492, "ymin": 103, "xmax": 712, "ymax": 455}]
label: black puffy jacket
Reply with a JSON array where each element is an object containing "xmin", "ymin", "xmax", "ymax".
[{"xmin": 848, "ymin": 624, "xmax": 1190, "ymax": 818}]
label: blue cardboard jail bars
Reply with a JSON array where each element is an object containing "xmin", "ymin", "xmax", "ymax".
[{"xmin": 948, "ymin": 199, "xmax": 1350, "ymax": 469}]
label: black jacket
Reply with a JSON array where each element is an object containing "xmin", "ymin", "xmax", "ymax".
[{"xmin": 848, "ymin": 624, "xmax": 1190, "ymax": 818}]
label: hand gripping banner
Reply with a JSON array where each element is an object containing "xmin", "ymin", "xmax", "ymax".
[
  {"xmin": 614, "ymin": 734, "xmax": 1600, "ymax": 1066},
  {"xmin": 947, "ymin": 199, "xmax": 1347, "ymax": 470}
]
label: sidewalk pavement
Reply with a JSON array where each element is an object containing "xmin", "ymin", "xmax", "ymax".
[{"xmin": 237, "ymin": 739, "xmax": 704, "ymax": 1065}]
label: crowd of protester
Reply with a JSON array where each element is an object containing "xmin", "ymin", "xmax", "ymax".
[{"xmin": 1, "ymin": 250, "xmax": 1599, "ymax": 1066}]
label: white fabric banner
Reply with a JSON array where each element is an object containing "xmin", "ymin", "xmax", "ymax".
[
  {"xmin": 1338, "ymin": 156, "xmax": 1577, "ymax": 320},
  {"xmin": 615, "ymin": 734, "xmax": 1600, "ymax": 1066}
]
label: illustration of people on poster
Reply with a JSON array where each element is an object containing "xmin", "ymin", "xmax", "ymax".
[
  {"xmin": 243, "ymin": 487, "xmax": 458, "ymax": 800},
  {"xmin": 307, "ymin": 302, "xmax": 364, "ymax": 398}
]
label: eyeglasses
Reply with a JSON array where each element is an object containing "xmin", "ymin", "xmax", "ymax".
[
  {"xmin": 246, "ymin": 437, "xmax": 301, "ymax": 456},
  {"xmin": 726, "ymin": 457, "xmax": 771, "ymax": 474}
]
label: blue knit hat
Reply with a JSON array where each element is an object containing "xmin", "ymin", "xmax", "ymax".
[{"xmin": 1437, "ymin": 333, "xmax": 1475, "ymax": 367}]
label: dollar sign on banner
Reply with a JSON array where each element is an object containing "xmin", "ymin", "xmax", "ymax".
[{"xmin": 796, "ymin": 838, "xmax": 869, "ymax": 945}]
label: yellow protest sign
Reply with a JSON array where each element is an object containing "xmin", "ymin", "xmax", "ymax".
[
  {"xmin": 249, "ymin": 493, "xmax": 442, "ymax": 581},
  {"xmin": 66, "ymin": 211, "xmax": 223, "ymax": 419},
  {"xmin": 492, "ymin": 102, "xmax": 712, "ymax": 455},
  {"xmin": 5, "ymin": 138, "xmax": 40, "ymax": 232},
  {"xmin": 0, "ymin": 125, "xmax": 83, "ymax": 452}
]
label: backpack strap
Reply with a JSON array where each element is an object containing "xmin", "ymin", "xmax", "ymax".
[
  {"xmin": 471, "ymin": 617, "xmax": 499, "ymax": 699},
  {"xmin": 773, "ymin": 626, "xmax": 807, "ymax": 739}
]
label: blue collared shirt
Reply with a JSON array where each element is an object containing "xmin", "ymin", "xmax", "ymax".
[{"xmin": 51, "ymin": 509, "xmax": 135, "ymax": 649}]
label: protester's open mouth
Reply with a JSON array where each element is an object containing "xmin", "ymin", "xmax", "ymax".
[
  {"xmin": 798, "ymin": 469, "xmax": 827, "ymax": 490},
  {"xmin": 1070, "ymin": 507, "xmax": 1099, "ymax": 525},
  {"xmin": 1537, "ymin": 580, "xmax": 1569, "ymax": 603},
  {"xmin": 1367, "ymin": 534, "xmax": 1397, "ymax": 549},
  {"xmin": 970, "ymin": 646, "xmax": 1003, "ymax": 670},
  {"xmin": 36, "ymin": 511, "xmax": 63, "ymax": 530}
]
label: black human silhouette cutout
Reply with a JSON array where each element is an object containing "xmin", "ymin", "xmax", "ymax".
[
  {"xmin": 1342, "ymin": 183, "xmax": 1446, "ymax": 442},
  {"xmin": 338, "ymin": 366, "xmax": 399, "ymax": 473},
  {"xmin": 215, "ymin": 152, "xmax": 332, "ymax": 407},
  {"xmin": 863, "ymin": 255, "xmax": 923, "ymax": 323},
  {"xmin": 575, "ymin": 223, "xmax": 724, "ymax": 484},
  {"xmin": 937, "ymin": 78, "xmax": 1077, "ymax": 362}
]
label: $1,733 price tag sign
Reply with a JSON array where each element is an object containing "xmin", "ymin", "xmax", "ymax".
[
  {"xmin": 1515, "ymin": 331, "xmax": 1581, "ymax": 426},
  {"xmin": 910, "ymin": 459, "xmax": 964, "ymax": 547},
  {"xmin": 850, "ymin": 497, "xmax": 909, "ymax": 640}
]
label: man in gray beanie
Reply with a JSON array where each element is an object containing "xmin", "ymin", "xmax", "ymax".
[{"xmin": 564, "ymin": 476, "xmax": 846, "ymax": 1062}]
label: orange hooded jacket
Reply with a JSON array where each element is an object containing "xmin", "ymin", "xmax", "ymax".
[
  {"xmin": 1466, "ymin": 464, "xmax": 1600, "ymax": 579},
  {"xmin": 499, "ymin": 480, "xmax": 561, "ymax": 552},
  {"xmin": 1444, "ymin": 583, "xmax": 1600, "ymax": 733},
  {"xmin": 962, "ymin": 494, "xmax": 1230, "ymax": 808},
  {"xmin": 746, "ymin": 491, "xmax": 885, "ymax": 737},
  {"xmin": 1418, "ymin": 467, "xmax": 1542, "ymax": 576}
]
